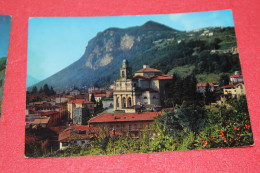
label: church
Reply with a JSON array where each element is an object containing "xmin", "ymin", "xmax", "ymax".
[{"xmin": 113, "ymin": 59, "xmax": 173, "ymax": 111}]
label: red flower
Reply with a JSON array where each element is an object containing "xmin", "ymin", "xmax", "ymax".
[
  {"xmin": 234, "ymin": 128, "xmax": 238, "ymax": 131},
  {"xmin": 210, "ymin": 136, "xmax": 215, "ymax": 141},
  {"xmin": 245, "ymin": 124, "xmax": 251, "ymax": 129},
  {"xmin": 237, "ymin": 132, "xmax": 241, "ymax": 136},
  {"xmin": 203, "ymin": 141, "xmax": 208, "ymax": 147},
  {"xmin": 220, "ymin": 130, "xmax": 224, "ymax": 134},
  {"xmin": 202, "ymin": 138, "xmax": 205, "ymax": 141}
]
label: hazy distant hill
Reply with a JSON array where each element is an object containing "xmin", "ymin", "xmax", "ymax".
[
  {"xmin": 26, "ymin": 75, "xmax": 40, "ymax": 87},
  {"xmin": 29, "ymin": 21, "xmax": 240, "ymax": 91}
]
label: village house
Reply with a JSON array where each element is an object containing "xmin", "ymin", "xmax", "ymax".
[
  {"xmin": 73, "ymin": 107, "xmax": 90, "ymax": 125},
  {"xmin": 222, "ymin": 71, "xmax": 245, "ymax": 99},
  {"xmin": 38, "ymin": 111, "xmax": 60, "ymax": 127},
  {"xmin": 222, "ymin": 83, "xmax": 246, "ymax": 98},
  {"xmin": 230, "ymin": 71, "xmax": 243, "ymax": 83},
  {"xmin": 67, "ymin": 99, "xmax": 95, "ymax": 121},
  {"xmin": 88, "ymin": 112, "xmax": 161, "ymax": 138},
  {"xmin": 88, "ymin": 86, "xmax": 100, "ymax": 92},
  {"xmin": 58, "ymin": 125, "xmax": 98, "ymax": 150},
  {"xmin": 113, "ymin": 60, "xmax": 172, "ymax": 111},
  {"xmin": 70, "ymin": 89, "xmax": 80, "ymax": 96},
  {"xmin": 27, "ymin": 103, "xmax": 68, "ymax": 123},
  {"xmin": 196, "ymin": 82, "xmax": 215, "ymax": 93},
  {"xmin": 25, "ymin": 116, "xmax": 50, "ymax": 128},
  {"xmin": 55, "ymin": 97, "xmax": 69, "ymax": 104}
]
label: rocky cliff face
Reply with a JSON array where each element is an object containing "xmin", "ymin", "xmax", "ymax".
[{"xmin": 29, "ymin": 21, "xmax": 183, "ymax": 91}]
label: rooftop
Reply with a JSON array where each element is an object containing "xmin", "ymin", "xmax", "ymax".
[
  {"xmin": 68, "ymin": 99, "xmax": 94, "ymax": 104},
  {"xmin": 230, "ymin": 74, "xmax": 243, "ymax": 78},
  {"xmin": 197, "ymin": 82, "xmax": 214, "ymax": 87},
  {"xmin": 135, "ymin": 68, "xmax": 162, "ymax": 73},
  {"xmin": 133, "ymin": 74, "xmax": 172, "ymax": 81},
  {"xmin": 222, "ymin": 82, "xmax": 244, "ymax": 89},
  {"xmin": 88, "ymin": 112, "xmax": 161, "ymax": 123}
]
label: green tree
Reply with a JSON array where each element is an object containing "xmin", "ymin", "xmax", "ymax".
[
  {"xmin": 43, "ymin": 84, "xmax": 50, "ymax": 95},
  {"xmin": 219, "ymin": 74, "xmax": 230, "ymax": 87},
  {"xmin": 32, "ymin": 86, "xmax": 38, "ymax": 94},
  {"xmin": 90, "ymin": 93, "xmax": 96, "ymax": 104}
]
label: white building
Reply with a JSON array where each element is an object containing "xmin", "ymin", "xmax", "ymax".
[{"xmin": 113, "ymin": 60, "xmax": 172, "ymax": 111}]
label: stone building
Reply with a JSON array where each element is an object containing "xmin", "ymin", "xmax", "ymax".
[
  {"xmin": 67, "ymin": 99, "xmax": 95, "ymax": 121},
  {"xmin": 196, "ymin": 82, "xmax": 215, "ymax": 93},
  {"xmin": 113, "ymin": 60, "xmax": 172, "ymax": 111},
  {"xmin": 73, "ymin": 107, "xmax": 89, "ymax": 125}
]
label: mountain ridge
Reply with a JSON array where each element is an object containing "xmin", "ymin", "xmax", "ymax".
[{"xmin": 29, "ymin": 21, "xmax": 239, "ymax": 91}]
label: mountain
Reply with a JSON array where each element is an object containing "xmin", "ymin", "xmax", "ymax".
[
  {"xmin": 29, "ymin": 21, "xmax": 240, "ymax": 91},
  {"xmin": 26, "ymin": 75, "xmax": 40, "ymax": 87}
]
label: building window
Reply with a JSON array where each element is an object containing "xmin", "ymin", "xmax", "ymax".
[
  {"xmin": 134, "ymin": 124, "xmax": 137, "ymax": 130},
  {"xmin": 81, "ymin": 141, "xmax": 85, "ymax": 145},
  {"xmin": 122, "ymin": 71, "xmax": 125, "ymax": 78},
  {"xmin": 123, "ymin": 124, "xmax": 126, "ymax": 129},
  {"xmin": 128, "ymin": 97, "xmax": 132, "ymax": 107},
  {"xmin": 116, "ymin": 97, "xmax": 120, "ymax": 107},
  {"xmin": 122, "ymin": 97, "xmax": 126, "ymax": 108},
  {"xmin": 144, "ymin": 96, "xmax": 147, "ymax": 99},
  {"xmin": 140, "ymin": 124, "xmax": 143, "ymax": 129},
  {"xmin": 129, "ymin": 124, "xmax": 132, "ymax": 130},
  {"xmin": 152, "ymin": 96, "xmax": 156, "ymax": 99},
  {"xmin": 116, "ymin": 124, "xmax": 120, "ymax": 130}
]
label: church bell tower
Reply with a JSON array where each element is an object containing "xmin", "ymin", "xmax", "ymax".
[{"xmin": 120, "ymin": 59, "xmax": 132, "ymax": 80}]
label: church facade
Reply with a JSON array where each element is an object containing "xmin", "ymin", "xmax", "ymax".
[{"xmin": 113, "ymin": 60, "xmax": 173, "ymax": 111}]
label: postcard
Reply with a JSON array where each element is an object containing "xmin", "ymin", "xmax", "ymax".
[
  {"xmin": 25, "ymin": 10, "xmax": 253, "ymax": 158},
  {"xmin": 0, "ymin": 15, "xmax": 11, "ymax": 117}
]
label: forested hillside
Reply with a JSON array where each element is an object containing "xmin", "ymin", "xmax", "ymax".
[{"xmin": 30, "ymin": 21, "xmax": 240, "ymax": 91}]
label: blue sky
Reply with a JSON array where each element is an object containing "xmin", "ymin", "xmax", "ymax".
[
  {"xmin": 27, "ymin": 10, "xmax": 234, "ymax": 81},
  {"xmin": 0, "ymin": 15, "xmax": 11, "ymax": 58}
]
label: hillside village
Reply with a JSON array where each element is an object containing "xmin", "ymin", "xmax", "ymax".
[{"xmin": 25, "ymin": 58, "xmax": 250, "ymax": 157}]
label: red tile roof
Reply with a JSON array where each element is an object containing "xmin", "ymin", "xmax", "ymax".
[
  {"xmin": 197, "ymin": 82, "xmax": 214, "ymax": 87},
  {"xmin": 133, "ymin": 75, "xmax": 172, "ymax": 81},
  {"xmin": 222, "ymin": 83, "xmax": 244, "ymax": 89},
  {"xmin": 88, "ymin": 112, "xmax": 161, "ymax": 123},
  {"xmin": 95, "ymin": 93, "xmax": 110, "ymax": 97},
  {"xmin": 135, "ymin": 68, "xmax": 162, "ymax": 73},
  {"xmin": 39, "ymin": 111, "xmax": 59, "ymax": 116},
  {"xmin": 90, "ymin": 90, "xmax": 102, "ymax": 94},
  {"xmin": 151, "ymin": 75, "xmax": 172, "ymax": 80},
  {"xmin": 74, "ymin": 95, "xmax": 88, "ymax": 99},
  {"xmin": 230, "ymin": 74, "xmax": 243, "ymax": 78},
  {"xmin": 58, "ymin": 125, "xmax": 99, "ymax": 142},
  {"xmin": 27, "ymin": 117, "xmax": 50, "ymax": 124},
  {"xmin": 68, "ymin": 99, "xmax": 94, "ymax": 104}
]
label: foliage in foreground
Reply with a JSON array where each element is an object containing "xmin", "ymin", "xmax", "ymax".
[{"xmin": 38, "ymin": 96, "xmax": 253, "ymax": 158}]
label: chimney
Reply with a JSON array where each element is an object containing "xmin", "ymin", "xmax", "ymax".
[{"xmin": 143, "ymin": 65, "xmax": 150, "ymax": 69}]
